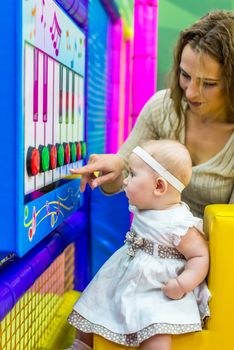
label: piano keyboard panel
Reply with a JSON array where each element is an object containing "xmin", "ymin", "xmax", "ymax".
[
  {"xmin": 2, "ymin": 0, "xmax": 87, "ymax": 257},
  {"xmin": 24, "ymin": 51, "xmax": 86, "ymax": 195}
]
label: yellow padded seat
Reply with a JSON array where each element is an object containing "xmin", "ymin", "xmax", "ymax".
[{"xmin": 94, "ymin": 204, "xmax": 234, "ymax": 350}]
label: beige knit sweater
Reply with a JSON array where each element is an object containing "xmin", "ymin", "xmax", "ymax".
[{"xmin": 118, "ymin": 89, "xmax": 234, "ymax": 218}]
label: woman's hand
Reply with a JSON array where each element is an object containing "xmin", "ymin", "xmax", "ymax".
[
  {"xmin": 70, "ymin": 153, "xmax": 125, "ymax": 193},
  {"xmin": 162, "ymin": 278, "xmax": 185, "ymax": 300}
]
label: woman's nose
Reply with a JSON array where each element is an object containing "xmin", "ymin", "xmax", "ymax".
[{"xmin": 185, "ymin": 81, "xmax": 200, "ymax": 100}]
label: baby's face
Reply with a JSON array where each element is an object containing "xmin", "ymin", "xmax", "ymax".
[{"xmin": 123, "ymin": 153, "xmax": 157, "ymax": 210}]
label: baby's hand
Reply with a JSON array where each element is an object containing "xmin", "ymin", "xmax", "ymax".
[{"xmin": 162, "ymin": 278, "xmax": 185, "ymax": 300}]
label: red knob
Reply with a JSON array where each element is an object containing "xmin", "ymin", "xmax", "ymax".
[
  {"xmin": 76, "ymin": 142, "xmax": 82, "ymax": 160},
  {"xmin": 63, "ymin": 143, "xmax": 71, "ymax": 164},
  {"xmin": 27, "ymin": 147, "xmax": 40, "ymax": 176},
  {"xmin": 48, "ymin": 144, "xmax": 57, "ymax": 169}
]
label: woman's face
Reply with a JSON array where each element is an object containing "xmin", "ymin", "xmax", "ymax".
[{"xmin": 179, "ymin": 44, "xmax": 228, "ymax": 121}]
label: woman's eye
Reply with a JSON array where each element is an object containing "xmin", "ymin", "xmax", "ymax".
[
  {"xmin": 203, "ymin": 81, "xmax": 217, "ymax": 87},
  {"xmin": 180, "ymin": 70, "xmax": 190, "ymax": 80}
]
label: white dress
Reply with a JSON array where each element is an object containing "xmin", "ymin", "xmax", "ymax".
[{"xmin": 68, "ymin": 202, "xmax": 210, "ymax": 347}]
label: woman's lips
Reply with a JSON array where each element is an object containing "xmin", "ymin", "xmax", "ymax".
[{"xmin": 188, "ymin": 100, "xmax": 202, "ymax": 107}]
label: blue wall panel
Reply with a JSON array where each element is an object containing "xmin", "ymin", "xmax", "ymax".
[
  {"xmin": 87, "ymin": 0, "xmax": 130, "ymax": 277},
  {"xmin": 87, "ymin": 0, "xmax": 108, "ymax": 155}
]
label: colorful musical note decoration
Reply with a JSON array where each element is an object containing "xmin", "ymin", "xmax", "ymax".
[
  {"xmin": 41, "ymin": 0, "xmax": 45, "ymax": 23},
  {"xmin": 28, "ymin": 206, "xmax": 37, "ymax": 241},
  {"xmin": 30, "ymin": 6, "xmax": 36, "ymax": 40},
  {"xmin": 66, "ymin": 30, "xmax": 71, "ymax": 51},
  {"xmin": 70, "ymin": 39, "xmax": 77, "ymax": 68},
  {"xmin": 46, "ymin": 200, "xmax": 50, "ymax": 215},
  {"xmin": 56, "ymin": 201, "xmax": 61, "ymax": 218},
  {"xmin": 78, "ymin": 37, "xmax": 84, "ymax": 58},
  {"xmin": 50, "ymin": 12, "xmax": 62, "ymax": 56},
  {"xmin": 40, "ymin": 0, "xmax": 46, "ymax": 47}
]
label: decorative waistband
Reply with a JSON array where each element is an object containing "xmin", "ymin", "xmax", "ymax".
[{"xmin": 124, "ymin": 230, "xmax": 184, "ymax": 259}]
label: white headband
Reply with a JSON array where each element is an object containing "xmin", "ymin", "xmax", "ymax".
[{"xmin": 132, "ymin": 146, "xmax": 185, "ymax": 192}]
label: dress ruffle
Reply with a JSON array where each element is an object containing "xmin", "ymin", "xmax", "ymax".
[
  {"xmin": 170, "ymin": 216, "xmax": 203, "ymax": 246},
  {"xmin": 68, "ymin": 311, "xmax": 201, "ymax": 347}
]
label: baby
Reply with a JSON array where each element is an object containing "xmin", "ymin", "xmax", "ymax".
[{"xmin": 67, "ymin": 140, "xmax": 210, "ymax": 350}]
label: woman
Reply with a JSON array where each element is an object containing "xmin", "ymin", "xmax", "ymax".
[{"xmin": 71, "ymin": 10, "xmax": 234, "ymax": 218}]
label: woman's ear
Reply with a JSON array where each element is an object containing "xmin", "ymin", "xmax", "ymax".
[{"xmin": 154, "ymin": 177, "xmax": 167, "ymax": 195}]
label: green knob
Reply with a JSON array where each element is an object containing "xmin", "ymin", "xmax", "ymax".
[
  {"xmin": 70, "ymin": 142, "xmax": 77, "ymax": 162},
  {"xmin": 39, "ymin": 146, "xmax": 50, "ymax": 172},
  {"xmin": 56, "ymin": 144, "xmax": 64, "ymax": 166},
  {"xmin": 81, "ymin": 141, "xmax": 86, "ymax": 159}
]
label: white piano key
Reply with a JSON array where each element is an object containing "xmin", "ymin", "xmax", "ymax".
[
  {"xmin": 66, "ymin": 69, "xmax": 73, "ymax": 174},
  {"xmin": 68, "ymin": 69, "xmax": 73, "ymax": 142},
  {"xmin": 73, "ymin": 73, "xmax": 79, "ymax": 142},
  {"xmin": 44, "ymin": 56, "xmax": 53, "ymax": 186},
  {"xmin": 71, "ymin": 73, "xmax": 80, "ymax": 169},
  {"xmin": 60, "ymin": 66, "xmax": 68, "ymax": 177},
  {"xmin": 24, "ymin": 43, "xmax": 35, "ymax": 195},
  {"xmin": 53, "ymin": 61, "xmax": 61, "ymax": 181},
  {"xmin": 78, "ymin": 75, "xmax": 85, "ymax": 141},
  {"xmin": 35, "ymin": 50, "xmax": 45, "ymax": 190}
]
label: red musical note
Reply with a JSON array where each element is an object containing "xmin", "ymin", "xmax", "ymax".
[
  {"xmin": 28, "ymin": 206, "xmax": 37, "ymax": 241},
  {"xmin": 50, "ymin": 12, "xmax": 62, "ymax": 56}
]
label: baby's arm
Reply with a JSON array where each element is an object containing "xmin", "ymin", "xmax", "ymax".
[{"xmin": 162, "ymin": 227, "xmax": 209, "ymax": 300}]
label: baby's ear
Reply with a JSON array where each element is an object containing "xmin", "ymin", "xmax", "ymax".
[{"xmin": 154, "ymin": 177, "xmax": 167, "ymax": 195}]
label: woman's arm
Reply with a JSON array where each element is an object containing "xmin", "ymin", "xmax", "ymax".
[
  {"xmin": 70, "ymin": 153, "xmax": 125, "ymax": 193},
  {"xmin": 162, "ymin": 227, "xmax": 209, "ymax": 299}
]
